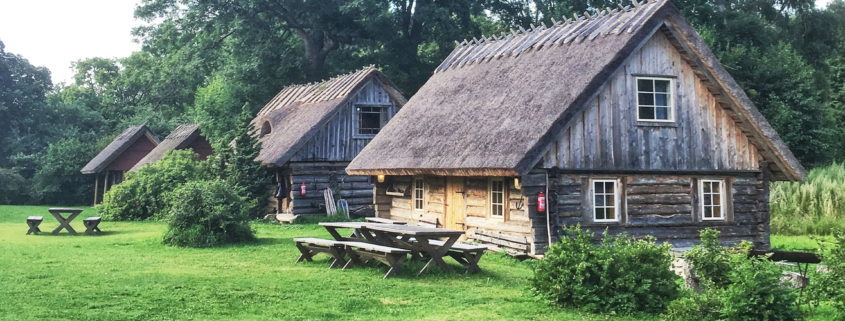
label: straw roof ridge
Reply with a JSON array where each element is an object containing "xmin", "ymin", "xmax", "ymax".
[
  {"xmin": 81, "ymin": 124, "xmax": 159, "ymax": 174},
  {"xmin": 436, "ymin": 0, "xmax": 662, "ymax": 73},
  {"xmin": 253, "ymin": 66, "xmax": 407, "ymax": 167},
  {"xmin": 129, "ymin": 123, "xmax": 203, "ymax": 171}
]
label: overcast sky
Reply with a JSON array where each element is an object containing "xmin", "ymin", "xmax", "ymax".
[
  {"xmin": 0, "ymin": 0, "xmax": 142, "ymax": 85},
  {"xmin": 0, "ymin": 0, "xmax": 837, "ymax": 85}
]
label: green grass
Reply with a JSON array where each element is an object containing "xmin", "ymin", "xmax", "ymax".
[
  {"xmin": 771, "ymin": 163, "xmax": 845, "ymax": 235},
  {"xmin": 0, "ymin": 205, "xmax": 641, "ymax": 321}
]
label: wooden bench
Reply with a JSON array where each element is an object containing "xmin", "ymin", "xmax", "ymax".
[
  {"xmin": 293, "ymin": 238, "xmax": 347, "ymax": 269},
  {"xmin": 365, "ymin": 217, "xmax": 407, "ymax": 225},
  {"xmin": 426, "ymin": 239, "xmax": 486, "ymax": 274},
  {"xmin": 340, "ymin": 241, "xmax": 411, "ymax": 279},
  {"xmin": 26, "ymin": 216, "xmax": 43, "ymax": 235},
  {"xmin": 83, "ymin": 217, "xmax": 102, "ymax": 235}
]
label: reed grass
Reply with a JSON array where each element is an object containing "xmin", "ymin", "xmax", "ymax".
[{"xmin": 771, "ymin": 163, "xmax": 845, "ymax": 235}]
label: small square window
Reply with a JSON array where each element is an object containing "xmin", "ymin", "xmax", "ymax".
[
  {"xmin": 356, "ymin": 105, "xmax": 388, "ymax": 136},
  {"xmin": 592, "ymin": 179, "xmax": 619, "ymax": 222},
  {"xmin": 636, "ymin": 77, "xmax": 674, "ymax": 122},
  {"xmin": 701, "ymin": 180, "xmax": 725, "ymax": 220}
]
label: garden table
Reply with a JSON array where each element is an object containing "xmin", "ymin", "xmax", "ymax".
[
  {"xmin": 319, "ymin": 222, "xmax": 468, "ymax": 275},
  {"xmin": 48, "ymin": 208, "xmax": 84, "ymax": 235}
]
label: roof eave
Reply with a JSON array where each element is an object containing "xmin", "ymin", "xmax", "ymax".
[{"xmin": 345, "ymin": 167, "xmax": 520, "ymax": 177}]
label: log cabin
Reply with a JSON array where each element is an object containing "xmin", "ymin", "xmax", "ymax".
[
  {"xmin": 253, "ymin": 66, "xmax": 406, "ymax": 215},
  {"xmin": 130, "ymin": 123, "xmax": 213, "ymax": 171},
  {"xmin": 81, "ymin": 124, "xmax": 160, "ymax": 205},
  {"xmin": 346, "ymin": 0, "xmax": 807, "ymax": 255}
]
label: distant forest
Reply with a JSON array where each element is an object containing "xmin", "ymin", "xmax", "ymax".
[{"xmin": 2, "ymin": 0, "xmax": 845, "ymax": 205}]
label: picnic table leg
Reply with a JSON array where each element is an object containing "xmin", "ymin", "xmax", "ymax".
[
  {"xmin": 327, "ymin": 246, "xmax": 346, "ymax": 269},
  {"xmin": 51, "ymin": 212, "xmax": 80, "ymax": 235},
  {"xmin": 383, "ymin": 254, "xmax": 406, "ymax": 279},
  {"xmin": 342, "ymin": 247, "xmax": 365, "ymax": 270},
  {"xmin": 416, "ymin": 236, "xmax": 458, "ymax": 275},
  {"xmin": 325, "ymin": 227, "xmax": 345, "ymax": 241},
  {"xmin": 295, "ymin": 242, "xmax": 315, "ymax": 263},
  {"xmin": 26, "ymin": 220, "xmax": 41, "ymax": 235}
]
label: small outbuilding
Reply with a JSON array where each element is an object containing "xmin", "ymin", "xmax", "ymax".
[
  {"xmin": 347, "ymin": 0, "xmax": 806, "ymax": 255},
  {"xmin": 254, "ymin": 66, "xmax": 406, "ymax": 215},
  {"xmin": 81, "ymin": 124, "xmax": 159, "ymax": 205},
  {"xmin": 130, "ymin": 123, "xmax": 213, "ymax": 171}
]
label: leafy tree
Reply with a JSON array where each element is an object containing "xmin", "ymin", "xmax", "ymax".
[{"xmin": 217, "ymin": 106, "xmax": 271, "ymax": 218}]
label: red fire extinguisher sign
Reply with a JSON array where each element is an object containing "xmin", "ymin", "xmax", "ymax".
[
  {"xmin": 537, "ymin": 192, "xmax": 546, "ymax": 212},
  {"xmin": 300, "ymin": 182, "xmax": 306, "ymax": 196}
]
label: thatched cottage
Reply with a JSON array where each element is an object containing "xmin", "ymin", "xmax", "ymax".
[
  {"xmin": 130, "ymin": 123, "xmax": 213, "ymax": 171},
  {"xmin": 81, "ymin": 124, "xmax": 159, "ymax": 205},
  {"xmin": 346, "ymin": 0, "xmax": 806, "ymax": 255},
  {"xmin": 253, "ymin": 66, "xmax": 406, "ymax": 215}
]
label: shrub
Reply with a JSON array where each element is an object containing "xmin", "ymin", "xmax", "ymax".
[
  {"xmin": 531, "ymin": 225, "xmax": 681, "ymax": 315},
  {"xmin": 813, "ymin": 230, "xmax": 845, "ymax": 320},
  {"xmin": 666, "ymin": 228, "xmax": 800, "ymax": 321},
  {"xmin": 162, "ymin": 179, "xmax": 255, "ymax": 248},
  {"xmin": 100, "ymin": 150, "xmax": 210, "ymax": 221}
]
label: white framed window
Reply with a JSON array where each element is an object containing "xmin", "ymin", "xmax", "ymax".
[
  {"xmin": 700, "ymin": 180, "xmax": 725, "ymax": 221},
  {"xmin": 636, "ymin": 77, "xmax": 674, "ymax": 122},
  {"xmin": 490, "ymin": 178, "xmax": 505, "ymax": 218},
  {"xmin": 413, "ymin": 176, "xmax": 425, "ymax": 211},
  {"xmin": 592, "ymin": 179, "xmax": 620, "ymax": 222},
  {"xmin": 355, "ymin": 105, "xmax": 389, "ymax": 136}
]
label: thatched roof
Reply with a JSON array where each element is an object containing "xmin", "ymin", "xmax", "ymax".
[
  {"xmin": 347, "ymin": 0, "xmax": 806, "ymax": 181},
  {"xmin": 130, "ymin": 124, "xmax": 203, "ymax": 171},
  {"xmin": 81, "ymin": 125, "xmax": 159, "ymax": 174},
  {"xmin": 253, "ymin": 66, "xmax": 406, "ymax": 166}
]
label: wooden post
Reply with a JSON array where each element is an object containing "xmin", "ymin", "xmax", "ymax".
[
  {"xmin": 103, "ymin": 171, "xmax": 109, "ymax": 198},
  {"xmin": 93, "ymin": 174, "xmax": 99, "ymax": 206}
]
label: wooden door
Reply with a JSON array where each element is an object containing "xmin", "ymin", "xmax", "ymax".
[{"xmin": 445, "ymin": 177, "xmax": 465, "ymax": 230}]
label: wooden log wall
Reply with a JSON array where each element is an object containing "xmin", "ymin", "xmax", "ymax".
[
  {"xmin": 288, "ymin": 162, "xmax": 374, "ymax": 215},
  {"xmin": 379, "ymin": 175, "xmax": 536, "ymax": 253},
  {"xmin": 541, "ymin": 32, "xmax": 761, "ymax": 172},
  {"xmin": 550, "ymin": 172, "xmax": 770, "ymax": 251},
  {"xmin": 289, "ymin": 80, "xmax": 400, "ymax": 162}
]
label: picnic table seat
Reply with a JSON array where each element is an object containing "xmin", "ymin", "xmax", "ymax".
[
  {"xmin": 26, "ymin": 216, "xmax": 43, "ymax": 235},
  {"xmin": 293, "ymin": 238, "xmax": 346, "ymax": 269},
  {"xmin": 83, "ymin": 217, "xmax": 102, "ymax": 235},
  {"xmin": 423, "ymin": 239, "xmax": 486, "ymax": 274},
  {"xmin": 340, "ymin": 241, "xmax": 411, "ymax": 279}
]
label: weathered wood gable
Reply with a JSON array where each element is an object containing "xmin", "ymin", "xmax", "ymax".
[
  {"xmin": 289, "ymin": 79, "xmax": 401, "ymax": 162},
  {"xmin": 542, "ymin": 31, "xmax": 760, "ymax": 171}
]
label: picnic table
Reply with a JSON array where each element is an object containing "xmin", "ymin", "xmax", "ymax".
[
  {"xmin": 48, "ymin": 208, "xmax": 84, "ymax": 235},
  {"xmin": 319, "ymin": 222, "xmax": 470, "ymax": 275}
]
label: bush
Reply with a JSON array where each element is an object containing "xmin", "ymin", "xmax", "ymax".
[
  {"xmin": 162, "ymin": 179, "xmax": 255, "ymax": 248},
  {"xmin": 666, "ymin": 229, "xmax": 800, "ymax": 321},
  {"xmin": 531, "ymin": 225, "xmax": 681, "ymax": 315},
  {"xmin": 813, "ymin": 230, "xmax": 845, "ymax": 320},
  {"xmin": 100, "ymin": 150, "xmax": 210, "ymax": 221}
]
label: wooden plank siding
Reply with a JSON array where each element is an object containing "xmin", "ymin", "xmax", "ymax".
[
  {"xmin": 289, "ymin": 80, "xmax": 400, "ymax": 162},
  {"xmin": 541, "ymin": 32, "xmax": 760, "ymax": 172},
  {"xmin": 552, "ymin": 173, "xmax": 770, "ymax": 251},
  {"xmin": 286, "ymin": 162, "xmax": 375, "ymax": 215}
]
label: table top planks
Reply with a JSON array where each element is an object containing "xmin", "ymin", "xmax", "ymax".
[
  {"xmin": 320, "ymin": 222, "xmax": 465, "ymax": 237},
  {"xmin": 48, "ymin": 208, "xmax": 84, "ymax": 214}
]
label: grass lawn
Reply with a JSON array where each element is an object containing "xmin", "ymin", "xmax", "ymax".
[
  {"xmin": 0, "ymin": 205, "xmax": 645, "ymax": 321},
  {"xmin": 2, "ymin": 205, "xmax": 837, "ymax": 320}
]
